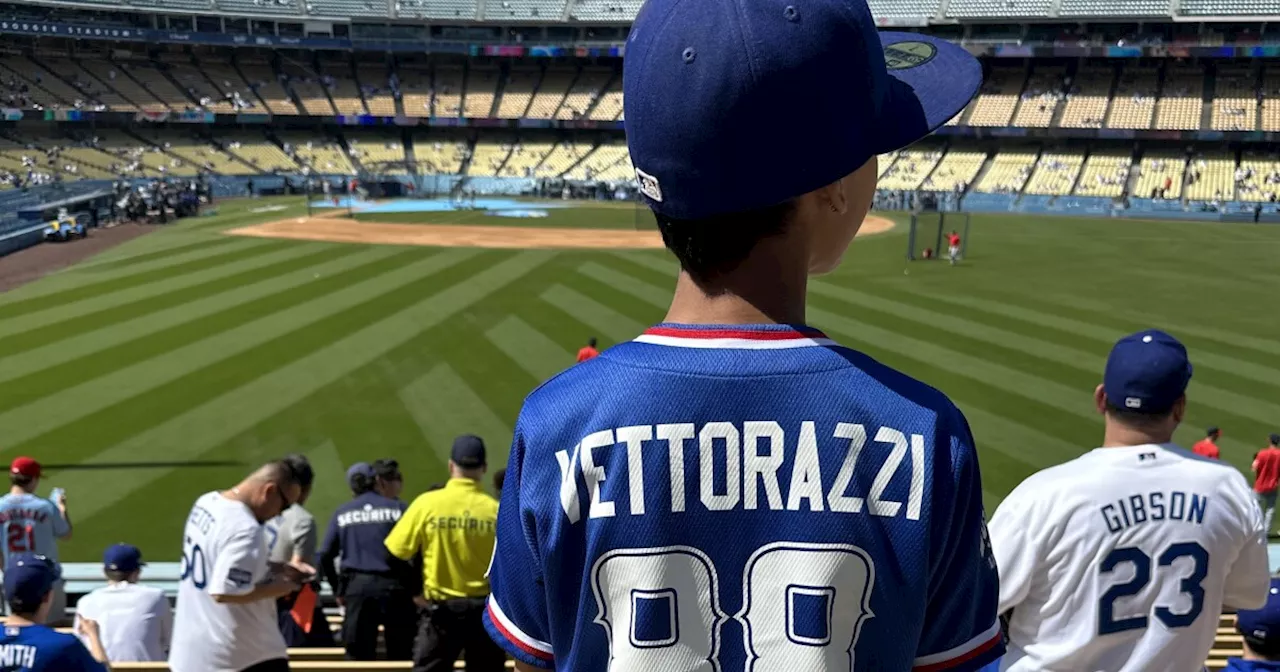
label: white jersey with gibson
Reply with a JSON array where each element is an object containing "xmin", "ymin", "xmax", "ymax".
[
  {"xmin": 169, "ymin": 491, "xmax": 286, "ymax": 672},
  {"xmin": 990, "ymin": 443, "xmax": 1270, "ymax": 672}
]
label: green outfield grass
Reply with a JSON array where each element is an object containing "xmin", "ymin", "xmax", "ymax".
[{"xmin": 2, "ymin": 195, "xmax": 1278, "ymax": 560}]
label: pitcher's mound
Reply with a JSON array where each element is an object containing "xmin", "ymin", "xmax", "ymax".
[{"xmin": 227, "ymin": 215, "xmax": 895, "ymax": 250}]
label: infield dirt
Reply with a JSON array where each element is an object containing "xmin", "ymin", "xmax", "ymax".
[{"xmin": 226, "ymin": 214, "xmax": 896, "ymax": 249}]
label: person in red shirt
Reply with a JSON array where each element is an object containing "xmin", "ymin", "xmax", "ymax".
[
  {"xmin": 1254, "ymin": 433, "xmax": 1280, "ymax": 536},
  {"xmin": 576, "ymin": 337, "xmax": 600, "ymax": 363},
  {"xmin": 1192, "ymin": 426, "xmax": 1222, "ymax": 459},
  {"xmin": 946, "ymin": 230, "xmax": 962, "ymax": 266}
]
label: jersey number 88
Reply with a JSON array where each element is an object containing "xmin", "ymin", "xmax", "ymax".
[{"xmin": 591, "ymin": 542, "xmax": 875, "ymax": 670}]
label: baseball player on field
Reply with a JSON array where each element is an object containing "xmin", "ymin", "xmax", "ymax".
[
  {"xmin": 989, "ymin": 329, "xmax": 1271, "ymax": 672},
  {"xmin": 169, "ymin": 460, "xmax": 316, "ymax": 672},
  {"xmin": 481, "ymin": 0, "xmax": 1005, "ymax": 670},
  {"xmin": 947, "ymin": 230, "xmax": 962, "ymax": 265}
]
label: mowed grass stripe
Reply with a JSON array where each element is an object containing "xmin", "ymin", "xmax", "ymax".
[
  {"xmin": 0, "ymin": 246, "xmax": 401, "ymax": 388},
  {"xmin": 886, "ymin": 282, "xmax": 1280, "ymax": 392},
  {"xmin": 0, "ymin": 238, "xmax": 283, "ymax": 315},
  {"xmin": 399, "ymin": 364, "xmax": 514, "ymax": 460},
  {"xmin": 489, "ymin": 316, "xmax": 573, "ymax": 382},
  {"xmin": 541, "ymin": 286, "xmax": 646, "ymax": 343},
  {"xmin": 0, "ymin": 243, "xmax": 313, "ymax": 338},
  {"xmin": 61, "ymin": 251, "xmax": 553, "ymax": 521},
  {"xmin": 76, "ymin": 236, "xmax": 244, "ymax": 273},
  {"xmin": 0, "ymin": 245, "xmax": 358, "ymax": 357},
  {"xmin": 486, "ymin": 316, "xmax": 574, "ymax": 383},
  {"xmin": 0, "ymin": 249, "xmax": 483, "ymax": 447},
  {"xmin": 580, "ymin": 264, "xmax": 1080, "ymax": 473},
  {"xmin": 809, "ymin": 281, "xmax": 1280, "ymax": 428}
]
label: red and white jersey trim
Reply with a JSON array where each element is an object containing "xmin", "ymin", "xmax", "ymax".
[
  {"xmin": 634, "ymin": 326, "xmax": 837, "ymax": 350},
  {"xmin": 487, "ymin": 597, "xmax": 554, "ymax": 661},
  {"xmin": 912, "ymin": 620, "xmax": 1002, "ymax": 671}
]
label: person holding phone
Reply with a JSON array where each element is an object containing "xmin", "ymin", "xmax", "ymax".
[
  {"xmin": 0, "ymin": 458, "xmax": 72, "ymax": 625},
  {"xmin": 264, "ymin": 455, "xmax": 332, "ymax": 648},
  {"xmin": 169, "ymin": 459, "xmax": 314, "ymax": 672}
]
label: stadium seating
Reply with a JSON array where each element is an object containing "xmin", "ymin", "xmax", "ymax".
[
  {"xmin": 946, "ymin": 0, "xmax": 1051, "ymax": 19},
  {"xmin": 283, "ymin": 135, "xmax": 357, "ymax": 175},
  {"xmin": 1133, "ymin": 152, "xmax": 1186, "ymax": 200},
  {"xmin": 1058, "ymin": 66, "xmax": 1113, "ymax": 129},
  {"xmin": 42, "ymin": 57, "xmax": 126, "ymax": 112},
  {"xmin": 311, "ymin": 0, "xmax": 389, "ymax": 15},
  {"xmin": 1073, "ymin": 151, "xmax": 1131, "ymax": 197},
  {"xmin": 1183, "ymin": 154, "xmax": 1236, "ymax": 202},
  {"xmin": 350, "ymin": 134, "xmax": 408, "ymax": 172},
  {"xmin": 433, "ymin": 66, "xmax": 465, "ymax": 117},
  {"xmin": 398, "ymin": 67, "xmax": 433, "ymax": 116},
  {"xmin": 563, "ymin": 142, "xmax": 629, "ymax": 181},
  {"xmin": 200, "ymin": 62, "xmax": 265, "ymax": 114},
  {"xmin": 973, "ymin": 151, "xmax": 1037, "ymax": 194},
  {"xmin": 463, "ymin": 66, "xmax": 501, "ymax": 118},
  {"xmin": 557, "ymin": 69, "xmax": 611, "ymax": 120},
  {"xmin": 323, "ymin": 62, "xmax": 367, "ymax": 115},
  {"xmin": 877, "ymin": 152, "xmax": 899, "ymax": 178},
  {"xmin": 496, "ymin": 68, "xmax": 539, "ymax": 118},
  {"xmin": 588, "ymin": 78, "xmax": 624, "ymax": 121},
  {"xmin": 282, "ymin": 61, "xmax": 338, "ymax": 116},
  {"xmin": 533, "ymin": 141, "xmax": 592, "ymax": 177},
  {"xmin": 1107, "ymin": 67, "xmax": 1158, "ymax": 129},
  {"xmin": 467, "ymin": 136, "xmax": 517, "ymax": 177},
  {"xmin": 919, "ymin": 150, "xmax": 986, "ymax": 192},
  {"xmin": 1155, "ymin": 67, "xmax": 1205, "ymax": 131},
  {"xmin": 1058, "ymin": 0, "xmax": 1171, "ymax": 14},
  {"xmin": 526, "ymin": 70, "xmax": 574, "ymax": 119},
  {"xmin": 1012, "ymin": 67, "xmax": 1065, "ymax": 127},
  {"xmin": 497, "ymin": 141, "xmax": 554, "ymax": 178},
  {"xmin": 1023, "ymin": 151, "xmax": 1084, "ymax": 195},
  {"xmin": 358, "ymin": 65, "xmax": 397, "ymax": 116},
  {"xmin": 1261, "ymin": 70, "xmax": 1280, "ymax": 132},
  {"xmin": 484, "ymin": 0, "xmax": 568, "ymax": 19},
  {"xmin": 1181, "ymin": 0, "xmax": 1280, "ymax": 14},
  {"xmin": 968, "ymin": 66, "xmax": 1025, "ymax": 127},
  {"xmin": 239, "ymin": 63, "xmax": 302, "ymax": 115},
  {"xmin": 131, "ymin": 61, "xmax": 196, "ymax": 110},
  {"xmin": 877, "ymin": 149, "xmax": 944, "ymax": 190},
  {"xmin": 222, "ymin": 134, "xmax": 299, "ymax": 173},
  {"xmin": 1235, "ymin": 153, "xmax": 1280, "ymax": 202},
  {"xmin": 866, "ymin": 0, "xmax": 941, "ymax": 22},
  {"xmin": 411, "ymin": 134, "xmax": 467, "ymax": 174},
  {"xmin": 1211, "ymin": 67, "xmax": 1257, "ymax": 131},
  {"xmin": 396, "ymin": 0, "xmax": 478, "ymax": 19},
  {"xmin": 567, "ymin": 0, "xmax": 643, "ymax": 20}
]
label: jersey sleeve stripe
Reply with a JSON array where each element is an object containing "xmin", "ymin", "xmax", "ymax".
[
  {"xmin": 485, "ymin": 597, "xmax": 554, "ymax": 661},
  {"xmin": 634, "ymin": 334, "xmax": 838, "ymax": 350},
  {"xmin": 912, "ymin": 620, "xmax": 1002, "ymax": 671}
]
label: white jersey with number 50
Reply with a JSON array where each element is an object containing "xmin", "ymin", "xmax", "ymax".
[
  {"xmin": 990, "ymin": 443, "xmax": 1271, "ymax": 672},
  {"xmin": 169, "ymin": 491, "xmax": 286, "ymax": 672}
]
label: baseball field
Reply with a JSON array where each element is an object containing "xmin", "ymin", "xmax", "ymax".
[{"xmin": 1, "ymin": 195, "xmax": 1276, "ymax": 561}]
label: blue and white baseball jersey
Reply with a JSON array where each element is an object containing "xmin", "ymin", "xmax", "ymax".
[
  {"xmin": 483, "ymin": 324, "xmax": 1003, "ymax": 671},
  {"xmin": 0, "ymin": 494, "xmax": 69, "ymax": 568}
]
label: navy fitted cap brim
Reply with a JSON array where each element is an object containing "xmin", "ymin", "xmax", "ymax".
[{"xmin": 871, "ymin": 33, "xmax": 983, "ymax": 154}]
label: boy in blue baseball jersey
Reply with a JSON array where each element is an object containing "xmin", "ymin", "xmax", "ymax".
[
  {"xmin": 482, "ymin": 0, "xmax": 1002, "ymax": 670},
  {"xmin": 0, "ymin": 553, "xmax": 108, "ymax": 671}
]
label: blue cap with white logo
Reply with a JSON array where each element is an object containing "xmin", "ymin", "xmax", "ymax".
[
  {"xmin": 4, "ymin": 553, "xmax": 59, "ymax": 606},
  {"xmin": 1237, "ymin": 577, "xmax": 1280, "ymax": 648},
  {"xmin": 1104, "ymin": 329, "xmax": 1193, "ymax": 414},
  {"xmin": 623, "ymin": 0, "xmax": 984, "ymax": 220}
]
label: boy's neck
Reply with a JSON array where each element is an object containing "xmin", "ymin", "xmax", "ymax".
[{"xmin": 664, "ymin": 258, "xmax": 809, "ymax": 327}]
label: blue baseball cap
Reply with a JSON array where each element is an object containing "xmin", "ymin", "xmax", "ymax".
[
  {"xmin": 1237, "ymin": 578, "xmax": 1280, "ymax": 647},
  {"xmin": 451, "ymin": 434, "xmax": 487, "ymax": 469},
  {"xmin": 103, "ymin": 543, "xmax": 144, "ymax": 573},
  {"xmin": 4, "ymin": 553, "xmax": 59, "ymax": 606},
  {"xmin": 623, "ymin": 0, "xmax": 983, "ymax": 220},
  {"xmin": 346, "ymin": 462, "xmax": 374, "ymax": 489},
  {"xmin": 1104, "ymin": 329, "xmax": 1193, "ymax": 414}
]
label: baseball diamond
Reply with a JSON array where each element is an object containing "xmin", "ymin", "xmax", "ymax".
[{"xmin": 0, "ymin": 195, "xmax": 1275, "ymax": 563}]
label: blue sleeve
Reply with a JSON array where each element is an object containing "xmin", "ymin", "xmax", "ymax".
[
  {"xmin": 56, "ymin": 635, "xmax": 108, "ymax": 672},
  {"xmin": 482, "ymin": 424, "xmax": 555, "ymax": 669},
  {"xmin": 912, "ymin": 408, "xmax": 1004, "ymax": 672}
]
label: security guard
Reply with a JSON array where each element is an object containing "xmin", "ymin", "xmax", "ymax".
[
  {"xmin": 320, "ymin": 460, "xmax": 415, "ymax": 661},
  {"xmin": 385, "ymin": 436, "xmax": 503, "ymax": 672}
]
